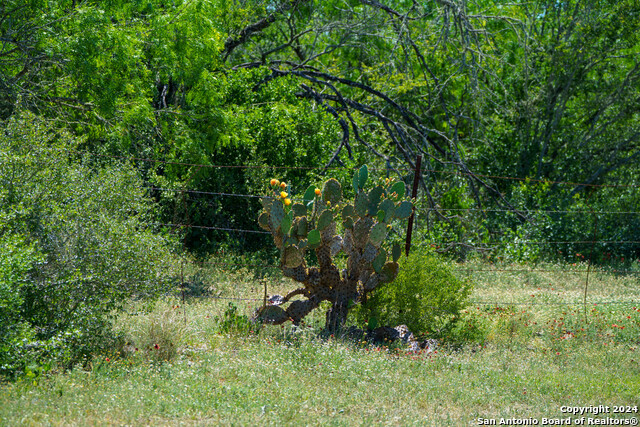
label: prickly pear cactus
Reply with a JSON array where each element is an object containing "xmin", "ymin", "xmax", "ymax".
[{"xmin": 254, "ymin": 169, "xmax": 412, "ymax": 331}]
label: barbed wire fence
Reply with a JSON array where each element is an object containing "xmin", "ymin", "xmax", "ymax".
[{"xmin": 65, "ymin": 149, "xmax": 640, "ymax": 317}]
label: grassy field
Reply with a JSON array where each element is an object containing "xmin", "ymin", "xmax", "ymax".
[{"xmin": 1, "ymin": 260, "xmax": 639, "ymax": 426}]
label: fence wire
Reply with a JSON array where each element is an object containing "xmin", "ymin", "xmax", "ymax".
[
  {"xmin": 62, "ymin": 146, "xmax": 640, "ymax": 189},
  {"xmin": 46, "ymin": 147, "xmax": 640, "ymax": 309}
]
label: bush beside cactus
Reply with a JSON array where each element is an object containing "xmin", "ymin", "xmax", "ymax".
[{"xmin": 254, "ymin": 166, "xmax": 412, "ymax": 331}]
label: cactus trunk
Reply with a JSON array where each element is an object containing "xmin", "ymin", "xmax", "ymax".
[{"xmin": 325, "ymin": 300, "xmax": 349, "ymax": 332}]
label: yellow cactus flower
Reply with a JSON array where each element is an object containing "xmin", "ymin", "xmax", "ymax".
[
  {"xmin": 270, "ymin": 179, "xmax": 278, "ymax": 187},
  {"xmin": 326, "ymin": 201, "xmax": 331, "ymax": 206},
  {"xmin": 314, "ymin": 188, "xmax": 321, "ymax": 196},
  {"xmin": 280, "ymin": 191, "xmax": 288, "ymax": 199},
  {"xmin": 284, "ymin": 198, "xmax": 291, "ymax": 206},
  {"xmin": 280, "ymin": 182, "xmax": 287, "ymax": 189}
]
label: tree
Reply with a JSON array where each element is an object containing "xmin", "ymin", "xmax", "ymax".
[{"xmin": 3, "ymin": 0, "xmax": 638, "ymax": 259}]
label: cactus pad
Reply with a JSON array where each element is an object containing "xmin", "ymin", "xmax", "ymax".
[
  {"xmin": 369, "ymin": 222, "xmax": 387, "ymax": 247},
  {"xmin": 256, "ymin": 305, "xmax": 289, "ymax": 324},
  {"xmin": 283, "ymin": 245, "xmax": 304, "ymax": 268},
  {"xmin": 378, "ymin": 199, "xmax": 395, "ymax": 222},
  {"xmin": 307, "ymin": 228, "xmax": 321, "ymax": 248},
  {"xmin": 343, "ymin": 229, "xmax": 354, "ymax": 254},
  {"xmin": 292, "ymin": 203, "xmax": 307, "ymax": 217},
  {"xmin": 317, "ymin": 209, "xmax": 333, "ymax": 230},
  {"xmin": 287, "ymin": 299, "xmax": 318, "ymax": 324},
  {"xmin": 260, "ymin": 196, "xmax": 274, "ymax": 213},
  {"xmin": 307, "ymin": 267, "xmax": 321, "ymax": 286},
  {"xmin": 281, "ymin": 211, "xmax": 293, "ymax": 235},
  {"xmin": 322, "ymin": 178, "xmax": 342, "ymax": 206},
  {"xmin": 372, "ymin": 249, "xmax": 386, "ymax": 273},
  {"xmin": 380, "ymin": 261, "xmax": 399, "ymax": 283},
  {"xmin": 392, "ymin": 242, "xmax": 402, "ymax": 262},
  {"xmin": 342, "ymin": 204, "xmax": 355, "ymax": 219},
  {"xmin": 395, "ymin": 200, "xmax": 413, "ymax": 219},
  {"xmin": 282, "ymin": 266, "xmax": 308, "ymax": 282},
  {"xmin": 353, "ymin": 217, "xmax": 373, "ymax": 248},
  {"xmin": 258, "ymin": 212, "xmax": 270, "ymax": 230},
  {"xmin": 303, "ymin": 185, "xmax": 317, "ymax": 207},
  {"xmin": 329, "ymin": 236, "xmax": 343, "ymax": 257},
  {"xmin": 368, "ymin": 186, "xmax": 384, "ymax": 215},
  {"xmin": 270, "ymin": 199, "xmax": 285, "ymax": 231},
  {"xmin": 355, "ymin": 191, "xmax": 369, "ymax": 217},
  {"xmin": 358, "ymin": 165, "xmax": 368, "ymax": 189},
  {"xmin": 390, "ymin": 181, "xmax": 406, "ymax": 199},
  {"xmin": 320, "ymin": 222, "xmax": 336, "ymax": 242},
  {"xmin": 273, "ymin": 233, "xmax": 283, "ymax": 249},
  {"xmin": 296, "ymin": 216, "xmax": 308, "ymax": 236},
  {"xmin": 364, "ymin": 273, "xmax": 380, "ymax": 291},
  {"xmin": 343, "ymin": 216, "xmax": 354, "ymax": 230},
  {"xmin": 363, "ymin": 243, "xmax": 378, "ymax": 263}
]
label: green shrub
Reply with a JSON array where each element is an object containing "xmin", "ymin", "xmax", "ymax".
[
  {"xmin": 0, "ymin": 112, "xmax": 179, "ymax": 378},
  {"xmin": 215, "ymin": 303, "xmax": 257, "ymax": 335},
  {"xmin": 352, "ymin": 250, "xmax": 472, "ymax": 339},
  {"xmin": 0, "ymin": 234, "xmax": 41, "ymax": 376}
]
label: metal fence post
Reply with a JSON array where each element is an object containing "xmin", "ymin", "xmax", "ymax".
[{"xmin": 405, "ymin": 155, "xmax": 422, "ymax": 257}]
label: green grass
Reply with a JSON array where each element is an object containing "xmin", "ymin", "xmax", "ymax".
[{"xmin": 1, "ymin": 260, "xmax": 639, "ymax": 426}]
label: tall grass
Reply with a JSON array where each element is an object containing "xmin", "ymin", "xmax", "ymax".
[{"xmin": 1, "ymin": 260, "xmax": 639, "ymax": 426}]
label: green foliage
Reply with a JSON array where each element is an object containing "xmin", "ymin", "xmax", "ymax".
[
  {"xmin": 353, "ymin": 250, "xmax": 472, "ymax": 338},
  {"xmin": 179, "ymin": 271, "xmax": 212, "ymax": 299},
  {"xmin": 490, "ymin": 176, "xmax": 640, "ymax": 263},
  {"xmin": 0, "ymin": 112, "xmax": 178, "ymax": 377},
  {"xmin": 3, "ymin": 0, "xmax": 639, "ymax": 262},
  {"xmin": 0, "ymin": 235, "xmax": 42, "ymax": 376},
  {"xmin": 215, "ymin": 303, "xmax": 257, "ymax": 336}
]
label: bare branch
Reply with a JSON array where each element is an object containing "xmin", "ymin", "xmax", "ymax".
[{"xmin": 222, "ymin": 0, "xmax": 312, "ymax": 61}]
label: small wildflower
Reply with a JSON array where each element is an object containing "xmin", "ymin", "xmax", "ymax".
[{"xmin": 326, "ymin": 200, "xmax": 331, "ymax": 206}]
